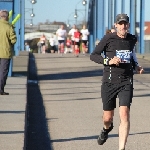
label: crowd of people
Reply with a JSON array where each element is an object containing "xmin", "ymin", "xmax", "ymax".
[{"xmin": 37, "ymin": 24, "xmax": 90, "ymax": 57}]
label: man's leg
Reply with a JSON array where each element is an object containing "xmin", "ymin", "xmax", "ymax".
[
  {"xmin": 58, "ymin": 42, "xmax": 61, "ymax": 54},
  {"xmin": 60, "ymin": 43, "xmax": 64, "ymax": 54},
  {"xmin": 0, "ymin": 58, "xmax": 10, "ymax": 93},
  {"xmin": 82, "ymin": 42, "xmax": 85, "ymax": 54},
  {"xmin": 97, "ymin": 110, "xmax": 114, "ymax": 145},
  {"xmin": 98, "ymin": 82, "xmax": 117, "ymax": 145},
  {"xmin": 103, "ymin": 110, "xmax": 114, "ymax": 129},
  {"xmin": 119, "ymin": 106, "xmax": 130, "ymax": 150}
]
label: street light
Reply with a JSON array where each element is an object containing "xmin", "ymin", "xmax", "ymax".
[
  {"xmin": 25, "ymin": 19, "xmax": 33, "ymax": 26},
  {"xmin": 82, "ymin": 0, "xmax": 87, "ymax": 24},
  {"xmin": 30, "ymin": 0, "xmax": 37, "ymax": 4},
  {"xmin": 25, "ymin": 8, "xmax": 35, "ymax": 17},
  {"xmin": 25, "ymin": 0, "xmax": 37, "ymax": 27},
  {"xmin": 74, "ymin": 0, "xmax": 87, "ymax": 25},
  {"xmin": 74, "ymin": 9, "xmax": 78, "ymax": 18},
  {"xmin": 82, "ymin": 0, "xmax": 87, "ymax": 5},
  {"xmin": 67, "ymin": 12, "xmax": 76, "ymax": 28}
]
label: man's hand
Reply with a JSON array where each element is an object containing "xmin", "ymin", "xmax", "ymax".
[
  {"xmin": 135, "ymin": 66, "xmax": 144, "ymax": 74},
  {"xmin": 109, "ymin": 56, "xmax": 121, "ymax": 66}
]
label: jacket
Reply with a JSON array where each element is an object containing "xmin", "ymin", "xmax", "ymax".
[{"xmin": 0, "ymin": 19, "xmax": 17, "ymax": 58}]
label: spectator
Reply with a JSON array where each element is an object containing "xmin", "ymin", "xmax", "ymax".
[
  {"xmin": 25, "ymin": 42, "xmax": 30, "ymax": 51},
  {"xmin": 105, "ymin": 29, "xmax": 111, "ymax": 34},
  {"xmin": 111, "ymin": 28, "xmax": 116, "ymax": 33},
  {"xmin": 0, "ymin": 10, "xmax": 17, "ymax": 95}
]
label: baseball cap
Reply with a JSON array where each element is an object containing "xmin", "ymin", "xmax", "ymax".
[{"xmin": 116, "ymin": 14, "xmax": 129, "ymax": 24}]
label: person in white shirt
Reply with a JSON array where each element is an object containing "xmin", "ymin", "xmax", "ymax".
[
  {"xmin": 56, "ymin": 25, "xmax": 67, "ymax": 54},
  {"xmin": 68, "ymin": 24, "xmax": 77, "ymax": 53},
  {"xmin": 80, "ymin": 25, "xmax": 89, "ymax": 54},
  {"xmin": 49, "ymin": 34, "xmax": 56, "ymax": 53}
]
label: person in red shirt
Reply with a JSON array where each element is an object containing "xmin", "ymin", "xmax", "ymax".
[
  {"xmin": 65, "ymin": 36, "xmax": 72, "ymax": 53},
  {"xmin": 73, "ymin": 28, "xmax": 81, "ymax": 57}
]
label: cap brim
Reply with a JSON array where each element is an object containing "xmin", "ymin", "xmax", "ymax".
[{"xmin": 117, "ymin": 19, "xmax": 129, "ymax": 23}]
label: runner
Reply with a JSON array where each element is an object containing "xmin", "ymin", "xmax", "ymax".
[
  {"xmin": 73, "ymin": 28, "xmax": 81, "ymax": 57},
  {"xmin": 56, "ymin": 25, "xmax": 67, "ymax": 55},
  {"xmin": 40, "ymin": 34, "xmax": 46, "ymax": 54},
  {"xmin": 68, "ymin": 24, "xmax": 77, "ymax": 54},
  {"xmin": 90, "ymin": 14, "xmax": 144, "ymax": 150},
  {"xmin": 65, "ymin": 36, "xmax": 72, "ymax": 53},
  {"xmin": 80, "ymin": 25, "xmax": 89, "ymax": 55}
]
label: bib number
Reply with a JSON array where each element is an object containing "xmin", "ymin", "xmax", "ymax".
[{"xmin": 116, "ymin": 50, "xmax": 132, "ymax": 63}]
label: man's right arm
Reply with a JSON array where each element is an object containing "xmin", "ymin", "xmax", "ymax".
[
  {"xmin": 68, "ymin": 29, "xmax": 72, "ymax": 35},
  {"xmin": 90, "ymin": 36, "xmax": 107, "ymax": 64}
]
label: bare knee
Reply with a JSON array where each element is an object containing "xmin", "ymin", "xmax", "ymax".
[
  {"xmin": 103, "ymin": 110, "xmax": 114, "ymax": 124},
  {"xmin": 119, "ymin": 106, "xmax": 130, "ymax": 122}
]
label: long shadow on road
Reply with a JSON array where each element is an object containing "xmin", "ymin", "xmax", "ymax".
[
  {"xmin": 38, "ymin": 70, "xmax": 103, "ymax": 81},
  {"xmin": 26, "ymin": 53, "xmax": 52, "ymax": 150},
  {"xmin": 50, "ymin": 131, "xmax": 150, "ymax": 143}
]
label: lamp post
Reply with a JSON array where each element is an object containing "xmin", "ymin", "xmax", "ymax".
[
  {"xmin": 30, "ymin": 0, "xmax": 37, "ymax": 4},
  {"xmin": 74, "ymin": 9, "xmax": 84, "ymax": 27},
  {"xmin": 25, "ymin": 8, "xmax": 35, "ymax": 17},
  {"xmin": 74, "ymin": 0, "xmax": 87, "ymax": 25},
  {"xmin": 67, "ymin": 12, "xmax": 76, "ymax": 28},
  {"xmin": 25, "ymin": 19, "xmax": 33, "ymax": 33},
  {"xmin": 82, "ymin": 0, "xmax": 87, "ymax": 24},
  {"xmin": 25, "ymin": 0, "xmax": 37, "ymax": 28},
  {"xmin": 74, "ymin": 9, "xmax": 78, "ymax": 25}
]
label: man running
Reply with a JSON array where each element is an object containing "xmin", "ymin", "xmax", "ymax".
[
  {"xmin": 56, "ymin": 25, "xmax": 67, "ymax": 54},
  {"xmin": 80, "ymin": 25, "xmax": 89, "ymax": 54},
  {"xmin": 68, "ymin": 24, "xmax": 77, "ymax": 53},
  {"xmin": 90, "ymin": 14, "xmax": 144, "ymax": 150}
]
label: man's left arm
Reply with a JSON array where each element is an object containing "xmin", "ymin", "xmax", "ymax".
[
  {"xmin": 9, "ymin": 25, "xmax": 17, "ymax": 45},
  {"xmin": 132, "ymin": 48, "xmax": 144, "ymax": 74}
]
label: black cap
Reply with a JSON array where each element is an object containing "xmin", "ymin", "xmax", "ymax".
[{"xmin": 116, "ymin": 14, "xmax": 129, "ymax": 24}]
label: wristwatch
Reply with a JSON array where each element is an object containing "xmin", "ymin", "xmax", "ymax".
[{"xmin": 104, "ymin": 58, "xmax": 111, "ymax": 65}]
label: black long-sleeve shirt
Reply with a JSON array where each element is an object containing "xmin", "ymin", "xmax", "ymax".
[{"xmin": 90, "ymin": 32, "xmax": 137, "ymax": 83}]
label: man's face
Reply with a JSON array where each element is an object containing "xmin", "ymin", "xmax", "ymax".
[
  {"xmin": 61, "ymin": 25, "xmax": 64, "ymax": 29},
  {"xmin": 73, "ymin": 25, "xmax": 76, "ymax": 29},
  {"xmin": 115, "ymin": 21, "xmax": 129, "ymax": 36}
]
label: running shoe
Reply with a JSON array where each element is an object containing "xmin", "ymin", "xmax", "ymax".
[{"xmin": 97, "ymin": 123, "xmax": 113, "ymax": 145}]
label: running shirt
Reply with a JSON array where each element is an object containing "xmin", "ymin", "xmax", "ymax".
[
  {"xmin": 90, "ymin": 32, "xmax": 137, "ymax": 83},
  {"xmin": 56, "ymin": 29, "xmax": 67, "ymax": 40},
  {"xmin": 68, "ymin": 28, "xmax": 76, "ymax": 41},
  {"xmin": 80, "ymin": 29, "xmax": 89, "ymax": 40},
  {"xmin": 74, "ymin": 31, "xmax": 81, "ymax": 42},
  {"xmin": 49, "ymin": 37, "xmax": 55, "ymax": 46}
]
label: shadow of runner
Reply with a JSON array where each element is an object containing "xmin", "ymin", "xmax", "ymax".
[{"xmin": 26, "ymin": 53, "xmax": 52, "ymax": 150}]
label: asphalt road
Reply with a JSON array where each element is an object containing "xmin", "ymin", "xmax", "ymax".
[{"xmin": 26, "ymin": 53, "xmax": 150, "ymax": 150}]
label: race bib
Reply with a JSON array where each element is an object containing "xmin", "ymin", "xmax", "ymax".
[{"xmin": 116, "ymin": 50, "xmax": 132, "ymax": 63}]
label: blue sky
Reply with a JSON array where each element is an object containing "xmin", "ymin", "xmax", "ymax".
[{"xmin": 25, "ymin": 0, "xmax": 150, "ymax": 26}]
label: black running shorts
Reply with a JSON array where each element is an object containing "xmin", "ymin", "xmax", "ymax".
[{"xmin": 101, "ymin": 82, "xmax": 133, "ymax": 110}]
